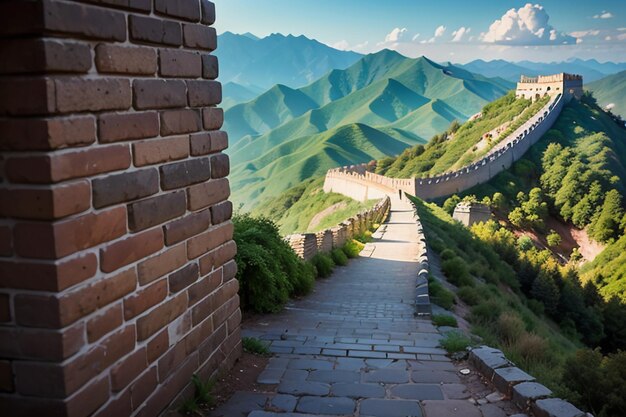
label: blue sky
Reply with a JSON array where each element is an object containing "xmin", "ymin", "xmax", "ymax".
[{"xmin": 213, "ymin": 0, "xmax": 626, "ymax": 62}]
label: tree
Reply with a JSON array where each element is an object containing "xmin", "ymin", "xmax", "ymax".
[
  {"xmin": 508, "ymin": 207, "xmax": 525, "ymax": 228},
  {"xmin": 589, "ymin": 190, "xmax": 624, "ymax": 242},
  {"xmin": 492, "ymin": 192, "xmax": 506, "ymax": 210},
  {"xmin": 517, "ymin": 236, "xmax": 534, "ymax": 251},
  {"xmin": 531, "ymin": 270, "xmax": 560, "ymax": 316},
  {"xmin": 443, "ymin": 195, "xmax": 461, "ymax": 215},
  {"xmin": 601, "ymin": 297, "xmax": 626, "ymax": 352},
  {"xmin": 547, "ymin": 230, "xmax": 562, "ymax": 247}
]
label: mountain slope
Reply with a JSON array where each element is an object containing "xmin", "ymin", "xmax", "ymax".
[
  {"xmin": 215, "ymin": 32, "xmax": 362, "ymax": 90},
  {"xmin": 222, "ymin": 82, "xmax": 264, "ymax": 109},
  {"xmin": 587, "ymin": 71, "xmax": 626, "ymax": 119}
]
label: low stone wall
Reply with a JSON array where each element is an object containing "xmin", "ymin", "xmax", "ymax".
[
  {"xmin": 285, "ymin": 197, "xmax": 391, "ymax": 260},
  {"xmin": 409, "ymin": 199, "xmax": 431, "ymax": 316},
  {"xmin": 470, "ymin": 346, "xmax": 586, "ymax": 417}
]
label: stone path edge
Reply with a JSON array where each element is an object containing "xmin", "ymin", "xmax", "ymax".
[{"xmin": 408, "ymin": 198, "xmax": 432, "ymax": 317}]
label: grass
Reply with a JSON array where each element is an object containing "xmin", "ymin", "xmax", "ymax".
[
  {"xmin": 311, "ymin": 253, "xmax": 335, "ymax": 278},
  {"xmin": 428, "ymin": 277, "xmax": 456, "ymax": 310},
  {"xmin": 432, "ymin": 314, "xmax": 458, "ymax": 327},
  {"xmin": 440, "ymin": 331, "xmax": 473, "ymax": 353},
  {"xmin": 331, "ymin": 248, "xmax": 349, "ymax": 266},
  {"xmin": 242, "ymin": 337, "xmax": 270, "ymax": 356},
  {"xmin": 179, "ymin": 374, "xmax": 215, "ymax": 415},
  {"xmin": 343, "ymin": 239, "xmax": 365, "ymax": 258}
]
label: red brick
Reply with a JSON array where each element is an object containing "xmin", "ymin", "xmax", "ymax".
[
  {"xmin": 164, "ymin": 208, "xmax": 211, "ymax": 246},
  {"xmin": 87, "ymin": 303, "xmax": 123, "ymax": 343},
  {"xmin": 129, "ymin": 15, "xmax": 182, "ymax": 46},
  {"xmin": 212, "ymin": 290, "xmax": 240, "ymax": 331},
  {"xmin": 160, "ymin": 157, "xmax": 211, "ymax": 190},
  {"xmin": 111, "ymin": 348, "xmax": 148, "ymax": 392},
  {"xmin": 42, "ymin": 0, "xmax": 127, "ymax": 41},
  {"xmin": 101, "ymin": 228, "xmax": 164, "ymax": 273},
  {"xmin": 0, "ymin": 116, "xmax": 96, "ymax": 151},
  {"xmin": 128, "ymin": 190, "xmax": 187, "ymax": 232},
  {"xmin": 98, "ymin": 112, "xmax": 159, "ymax": 143},
  {"xmin": 146, "ymin": 330, "xmax": 169, "ymax": 363},
  {"xmin": 223, "ymin": 259, "xmax": 238, "ymax": 282},
  {"xmin": 198, "ymin": 241, "xmax": 237, "ymax": 275},
  {"xmin": 0, "ymin": 39, "xmax": 91, "ymax": 74},
  {"xmin": 92, "ymin": 389, "xmax": 132, "ymax": 417},
  {"xmin": 5, "ymin": 144, "xmax": 131, "ymax": 184},
  {"xmin": 202, "ymin": 107, "xmax": 224, "ymax": 130},
  {"xmin": 92, "ymin": 168, "xmax": 159, "ymax": 209},
  {"xmin": 189, "ymin": 131, "xmax": 228, "ymax": 156},
  {"xmin": 160, "ymin": 109, "xmax": 202, "ymax": 136},
  {"xmin": 188, "ymin": 268, "xmax": 221, "ymax": 306},
  {"xmin": 83, "ymin": 0, "xmax": 151, "ymax": 12},
  {"xmin": 201, "ymin": 0, "xmax": 216, "ymax": 25},
  {"xmin": 202, "ymin": 54, "xmax": 219, "ymax": 79},
  {"xmin": 136, "ymin": 292, "xmax": 187, "ymax": 341},
  {"xmin": 183, "ymin": 24, "xmax": 217, "ymax": 50},
  {"xmin": 155, "ymin": 0, "xmax": 200, "ymax": 21},
  {"xmin": 227, "ymin": 308, "xmax": 242, "ymax": 335},
  {"xmin": 157, "ymin": 341, "xmax": 187, "ymax": 382},
  {"xmin": 14, "ymin": 206, "xmax": 126, "ymax": 259},
  {"xmin": 137, "ymin": 244, "xmax": 187, "ymax": 285},
  {"xmin": 187, "ymin": 178, "xmax": 230, "ymax": 210},
  {"xmin": 123, "ymin": 279, "xmax": 167, "ymax": 320},
  {"xmin": 210, "ymin": 201, "xmax": 233, "ymax": 224},
  {"xmin": 95, "ymin": 44, "xmax": 157, "ymax": 75},
  {"xmin": 210, "ymin": 153, "xmax": 230, "ymax": 178},
  {"xmin": 0, "ymin": 360, "xmax": 13, "ymax": 392},
  {"xmin": 132, "ymin": 135, "xmax": 189, "ymax": 167},
  {"xmin": 198, "ymin": 322, "xmax": 226, "ymax": 362},
  {"xmin": 65, "ymin": 377, "xmax": 111, "ymax": 417},
  {"xmin": 0, "ymin": 77, "xmax": 55, "ymax": 116},
  {"xmin": 187, "ymin": 222, "xmax": 234, "ymax": 260},
  {"xmin": 0, "ymin": 226, "xmax": 12, "ymax": 256},
  {"xmin": 0, "ymin": 252, "xmax": 98, "ymax": 291},
  {"xmin": 0, "ymin": 294, "xmax": 9, "ymax": 323},
  {"xmin": 55, "ymin": 78, "xmax": 131, "ymax": 113},
  {"xmin": 0, "ymin": 181, "xmax": 90, "ymax": 220},
  {"xmin": 0, "ymin": 322, "xmax": 84, "ymax": 361},
  {"xmin": 159, "ymin": 49, "xmax": 202, "ymax": 78},
  {"xmin": 187, "ymin": 80, "xmax": 221, "ymax": 106},
  {"xmin": 130, "ymin": 367, "xmax": 158, "ymax": 410},
  {"xmin": 133, "ymin": 79, "xmax": 187, "ymax": 110},
  {"xmin": 183, "ymin": 315, "xmax": 213, "ymax": 354},
  {"xmin": 169, "ymin": 263, "xmax": 199, "ymax": 293}
]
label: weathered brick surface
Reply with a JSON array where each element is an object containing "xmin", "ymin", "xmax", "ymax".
[{"xmin": 0, "ymin": 1, "xmax": 238, "ymax": 415}]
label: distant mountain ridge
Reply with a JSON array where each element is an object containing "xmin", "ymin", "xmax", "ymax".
[
  {"xmin": 587, "ymin": 70, "xmax": 626, "ymax": 119},
  {"xmin": 226, "ymin": 50, "xmax": 513, "ymax": 209}
]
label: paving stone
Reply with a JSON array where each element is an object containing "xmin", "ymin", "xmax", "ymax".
[
  {"xmin": 422, "ymin": 399, "xmax": 482, "ymax": 417},
  {"xmin": 531, "ymin": 398, "xmax": 586, "ymax": 417},
  {"xmin": 257, "ymin": 367, "xmax": 285, "ymax": 384},
  {"xmin": 409, "ymin": 360, "xmax": 456, "ymax": 371},
  {"xmin": 411, "ymin": 370, "xmax": 460, "ymax": 384},
  {"xmin": 349, "ymin": 350, "xmax": 386, "ymax": 359},
  {"xmin": 321, "ymin": 348, "xmax": 347, "ymax": 357},
  {"xmin": 363, "ymin": 369, "xmax": 409, "ymax": 384},
  {"xmin": 404, "ymin": 346, "xmax": 447, "ymax": 355},
  {"xmin": 387, "ymin": 353, "xmax": 416, "ymax": 360},
  {"xmin": 480, "ymin": 403, "xmax": 508, "ymax": 417},
  {"xmin": 283, "ymin": 369, "xmax": 309, "ymax": 381},
  {"xmin": 390, "ymin": 384, "xmax": 444, "ymax": 400},
  {"xmin": 441, "ymin": 383, "xmax": 471, "ymax": 399},
  {"xmin": 374, "ymin": 344, "xmax": 400, "ymax": 352},
  {"xmin": 512, "ymin": 382, "xmax": 553, "ymax": 410},
  {"xmin": 293, "ymin": 347, "xmax": 322, "ymax": 355},
  {"xmin": 269, "ymin": 394, "xmax": 297, "ymax": 412},
  {"xmin": 360, "ymin": 399, "xmax": 423, "ymax": 417},
  {"xmin": 288, "ymin": 359, "xmax": 334, "ymax": 371},
  {"xmin": 270, "ymin": 346, "xmax": 294, "ymax": 354},
  {"xmin": 267, "ymin": 358, "xmax": 290, "ymax": 369},
  {"xmin": 248, "ymin": 412, "xmax": 336, "ymax": 417},
  {"xmin": 296, "ymin": 396, "xmax": 355, "ymax": 415},
  {"xmin": 277, "ymin": 381, "xmax": 330, "ymax": 396},
  {"xmin": 492, "ymin": 367, "xmax": 535, "ymax": 395},
  {"xmin": 307, "ymin": 370, "xmax": 360, "ymax": 383},
  {"xmin": 334, "ymin": 357, "xmax": 365, "ymax": 371},
  {"xmin": 210, "ymin": 391, "xmax": 268, "ymax": 417},
  {"xmin": 331, "ymin": 382, "xmax": 385, "ymax": 398},
  {"xmin": 365, "ymin": 359, "xmax": 394, "ymax": 368}
]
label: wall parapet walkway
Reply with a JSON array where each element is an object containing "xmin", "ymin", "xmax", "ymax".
[{"xmin": 324, "ymin": 93, "xmax": 566, "ymax": 201}]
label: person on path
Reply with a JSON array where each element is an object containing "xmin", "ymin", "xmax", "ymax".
[{"xmin": 398, "ymin": 189, "xmax": 402, "ymax": 200}]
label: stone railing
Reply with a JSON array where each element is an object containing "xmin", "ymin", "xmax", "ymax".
[
  {"xmin": 324, "ymin": 93, "xmax": 566, "ymax": 202},
  {"xmin": 409, "ymin": 199, "xmax": 431, "ymax": 316},
  {"xmin": 470, "ymin": 346, "xmax": 586, "ymax": 417},
  {"xmin": 285, "ymin": 196, "xmax": 391, "ymax": 260}
]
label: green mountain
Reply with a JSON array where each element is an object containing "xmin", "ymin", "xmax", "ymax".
[
  {"xmin": 215, "ymin": 32, "xmax": 362, "ymax": 90},
  {"xmin": 587, "ymin": 71, "xmax": 626, "ymax": 119},
  {"xmin": 222, "ymin": 82, "xmax": 265, "ymax": 110},
  {"xmin": 227, "ymin": 50, "xmax": 513, "ymax": 208}
]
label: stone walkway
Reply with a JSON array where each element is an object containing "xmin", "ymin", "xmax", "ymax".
[{"xmin": 210, "ymin": 197, "xmax": 520, "ymax": 417}]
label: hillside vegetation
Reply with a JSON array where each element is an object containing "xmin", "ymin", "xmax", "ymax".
[
  {"xmin": 377, "ymin": 92, "xmax": 550, "ymax": 178},
  {"xmin": 251, "ymin": 177, "xmax": 376, "ymax": 235},
  {"xmin": 227, "ymin": 50, "xmax": 513, "ymax": 208},
  {"xmin": 587, "ymin": 70, "xmax": 626, "ymax": 119}
]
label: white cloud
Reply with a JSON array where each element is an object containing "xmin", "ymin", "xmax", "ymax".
[
  {"xmin": 570, "ymin": 29, "xmax": 600, "ymax": 38},
  {"xmin": 482, "ymin": 4, "xmax": 576, "ymax": 45},
  {"xmin": 593, "ymin": 11, "xmax": 613, "ymax": 19},
  {"xmin": 605, "ymin": 36, "xmax": 612, "ymax": 41},
  {"xmin": 331, "ymin": 40, "xmax": 350, "ymax": 51},
  {"xmin": 576, "ymin": 38, "xmax": 583, "ymax": 44},
  {"xmin": 451, "ymin": 27, "xmax": 470, "ymax": 42},
  {"xmin": 385, "ymin": 27, "xmax": 408, "ymax": 43},
  {"xmin": 606, "ymin": 103, "xmax": 615, "ymax": 110},
  {"xmin": 435, "ymin": 25, "xmax": 447, "ymax": 38},
  {"xmin": 412, "ymin": 33, "xmax": 421, "ymax": 41}
]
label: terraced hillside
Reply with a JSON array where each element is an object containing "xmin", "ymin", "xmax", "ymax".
[{"xmin": 228, "ymin": 50, "xmax": 513, "ymax": 208}]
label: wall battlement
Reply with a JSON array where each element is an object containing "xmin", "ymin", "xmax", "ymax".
[
  {"xmin": 324, "ymin": 92, "xmax": 565, "ymax": 201},
  {"xmin": 516, "ymin": 72, "xmax": 583, "ymax": 101}
]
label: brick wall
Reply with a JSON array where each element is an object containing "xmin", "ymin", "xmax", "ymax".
[{"xmin": 0, "ymin": 1, "xmax": 241, "ymax": 416}]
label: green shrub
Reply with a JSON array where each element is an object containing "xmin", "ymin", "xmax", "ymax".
[
  {"xmin": 234, "ymin": 214, "xmax": 315, "ymax": 313},
  {"xmin": 342, "ymin": 239, "xmax": 364, "ymax": 258},
  {"xmin": 515, "ymin": 332, "xmax": 548, "ymax": 362},
  {"xmin": 497, "ymin": 312, "xmax": 526, "ymax": 344},
  {"xmin": 331, "ymin": 248, "xmax": 348, "ymax": 266},
  {"xmin": 311, "ymin": 253, "xmax": 335, "ymax": 278},
  {"xmin": 440, "ymin": 248, "xmax": 456, "ymax": 261},
  {"xmin": 547, "ymin": 230, "xmax": 562, "ymax": 247},
  {"xmin": 471, "ymin": 300, "xmax": 503, "ymax": 324},
  {"xmin": 441, "ymin": 256, "xmax": 474, "ymax": 287},
  {"xmin": 429, "ymin": 278, "xmax": 456, "ymax": 310},
  {"xmin": 432, "ymin": 314, "xmax": 458, "ymax": 327},
  {"xmin": 440, "ymin": 331, "xmax": 472, "ymax": 353},
  {"xmin": 457, "ymin": 286, "xmax": 482, "ymax": 306},
  {"xmin": 242, "ymin": 337, "xmax": 270, "ymax": 356}
]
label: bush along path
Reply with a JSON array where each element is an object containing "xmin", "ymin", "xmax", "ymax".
[{"xmin": 209, "ymin": 195, "xmax": 524, "ymax": 417}]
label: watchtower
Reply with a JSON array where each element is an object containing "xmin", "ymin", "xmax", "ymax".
[{"xmin": 516, "ymin": 73, "xmax": 583, "ymax": 102}]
